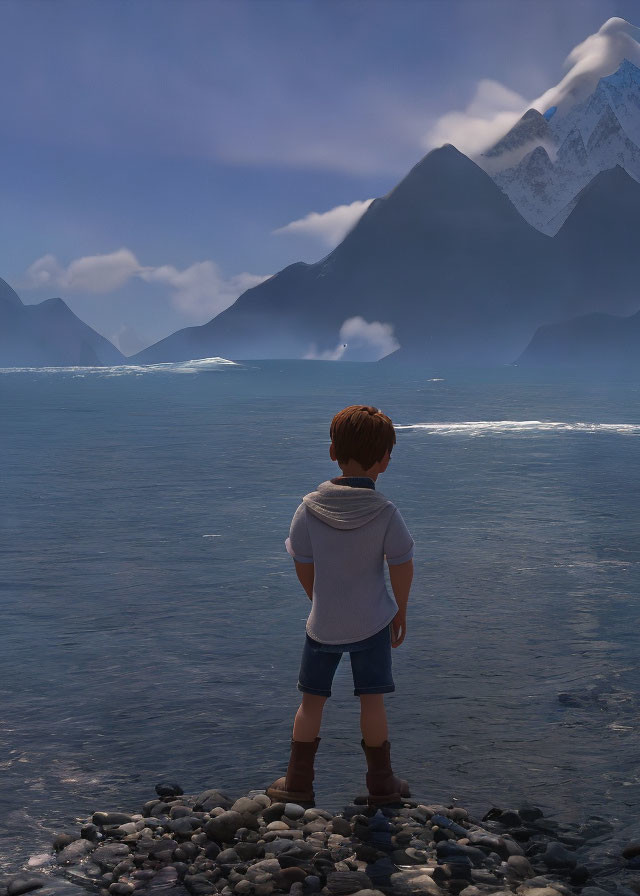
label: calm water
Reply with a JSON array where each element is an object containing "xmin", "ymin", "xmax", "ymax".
[{"xmin": 2, "ymin": 358, "xmax": 640, "ymax": 875}]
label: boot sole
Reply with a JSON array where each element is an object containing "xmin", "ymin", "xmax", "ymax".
[
  {"xmin": 265, "ymin": 787, "xmax": 315, "ymax": 806},
  {"xmin": 367, "ymin": 791, "xmax": 402, "ymax": 806}
]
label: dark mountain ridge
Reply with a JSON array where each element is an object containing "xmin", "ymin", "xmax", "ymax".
[
  {"xmin": 0, "ymin": 279, "xmax": 125, "ymax": 366},
  {"xmin": 134, "ymin": 146, "xmax": 558, "ymax": 365}
]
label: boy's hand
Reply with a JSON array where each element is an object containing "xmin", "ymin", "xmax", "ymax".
[{"xmin": 391, "ymin": 611, "xmax": 406, "ymax": 648}]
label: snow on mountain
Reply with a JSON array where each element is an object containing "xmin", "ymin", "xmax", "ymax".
[{"xmin": 479, "ymin": 58, "xmax": 640, "ymax": 234}]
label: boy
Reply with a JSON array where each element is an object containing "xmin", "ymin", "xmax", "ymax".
[{"xmin": 266, "ymin": 404, "xmax": 414, "ymax": 807}]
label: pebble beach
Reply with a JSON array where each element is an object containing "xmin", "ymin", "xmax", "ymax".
[{"xmin": 5, "ymin": 783, "xmax": 640, "ymax": 896}]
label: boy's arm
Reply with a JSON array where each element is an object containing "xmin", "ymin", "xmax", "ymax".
[
  {"xmin": 388, "ymin": 559, "xmax": 413, "ymax": 617},
  {"xmin": 294, "ymin": 560, "xmax": 314, "ymax": 601}
]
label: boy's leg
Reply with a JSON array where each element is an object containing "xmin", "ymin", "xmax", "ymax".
[
  {"xmin": 359, "ymin": 693, "xmax": 389, "ymax": 746},
  {"xmin": 293, "ymin": 692, "xmax": 328, "ymax": 741}
]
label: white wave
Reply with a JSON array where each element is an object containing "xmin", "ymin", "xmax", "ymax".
[
  {"xmin": 395, "ymin": 420, "xmax": 640, "ymax": 436},
  {"xmin": 0, "ymin": 357, "xmax": 241, "ymax": 375}
]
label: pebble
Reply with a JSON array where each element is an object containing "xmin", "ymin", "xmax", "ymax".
[{"xmin": 35, "ymin": 781, "xmax": 638, "ymax": 896}]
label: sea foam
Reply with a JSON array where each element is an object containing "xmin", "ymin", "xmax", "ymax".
[
  {"xmin": 0, "ymin": 357, "xmax": 241, "ymax": 375},
  {"xmin": 395, "ymin": 420, "xmax": 640, "ymax": 436}
]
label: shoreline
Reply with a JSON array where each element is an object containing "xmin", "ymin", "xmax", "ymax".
[{"xmin": 3, "ymin": 784, "xmax": 640, "ymax": 896}]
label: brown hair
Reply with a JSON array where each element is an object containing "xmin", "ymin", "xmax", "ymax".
[{"xmin": 330, "ymin": 405, "xmax": 396, "ymax": 471}]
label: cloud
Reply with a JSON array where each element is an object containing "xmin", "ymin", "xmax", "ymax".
[
  {"xmin": 532, "ymin": 17, "xmax": 640, "ymax": 114},
  {"xmin": 273, "ymin": 199, "xmax": 375, "ymax": 248},
  {"xmin": 423, "ymin": 17, "xmax": 640, "ymax": 158},
  {"xmin": 423, "ymin": 79, "xmax": 528, "ymax": 159},
  {"xmin": 22, "ymin": 250, "xmax": 269, "ymax": 321},
  {"xmin": 304, "ymin": 316, "xmax": 400, "ymax": 361},
  {"xmin": 24, "ymin": 248, "xmax": 143, "ymax": 293},
  {"xmin": 139, "ymin": 262, "xmax": 268, "ymax": 319}
]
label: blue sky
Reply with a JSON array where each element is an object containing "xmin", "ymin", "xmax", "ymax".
[{"xmin": 3, "ymin": 0, "xmax": 639, "ymax": 354}]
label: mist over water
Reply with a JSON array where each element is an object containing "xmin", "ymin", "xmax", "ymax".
[{"xmin": 2, "ymin": 359, "xmax": 640, "ymax": 876}]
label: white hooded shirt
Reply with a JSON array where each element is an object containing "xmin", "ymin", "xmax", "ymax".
[{"xmin": 285, "ymin": 477, "xmax": 414, "ymax": 643}]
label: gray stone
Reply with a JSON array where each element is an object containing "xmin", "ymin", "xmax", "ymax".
[
  {"xmin": 205, "ymin": 811, "xmax": 243, "ymax": 844},
  {"xmin": 92, "ymin": 843, "xmax": 132, "ymax": 870},
  {"xmin": 168, "ymin": 817, "xmax": 199, "ymax": 838},
  {"xmin": 217, "ymin": 849, "xmax": 240, "ymax": 864},
  {"xmin": 52, "ymin": 833, "xmax": 75, "ymax": 852},
  {"xmin": 507, "ymin": 855, "xmax": 535, "ymax": 878},
  {"xmin": 516, "ymin": 889, "xmax": 563, "ymax": 896},
  {"xmin": 7, "ymin": 878, "xmax": 46, "ymax": 896},
  {"xmin": 108, "ymin": 884, "xmax": 135, "ymax": 896},
  {"xmin": 326, "ymin": 872, "xmax": 372, "ymax": 894},
  {"xmin": 155, "ymin": 782, "xmax": 183, "ymax": 798},
  {"xmin": 284, "ymin": 803, "xmax": 306, "ymax": 820},
  {"xmin": 231, "ymin": 798, "xmax": 263, "ymax": 815},
  {"xmin": 245, "ymin": 859, "xmax": 281, "ymax": 880},
  {"xmin": 57, "ymin": 839, "xmax": 95, "ymax": 864},
  {"xmin": 389, "ymin": 869, "xmax": 441, "ymax": 896},
  {"xmin": 194, "ymin": 789, "xmax": 233, "ymax": 812},
  {"xmin": 543, "ymin": 842, "xmax": 577, "ymax": 870}
]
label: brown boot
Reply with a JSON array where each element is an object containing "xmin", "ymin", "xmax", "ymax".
[
  {"xmin": 266, "ymin": 738, "xmax": 320, "ymax": 806},
  {"xmin": 361, "ymin": 739, "xmax": 411, "ymax": 806}
]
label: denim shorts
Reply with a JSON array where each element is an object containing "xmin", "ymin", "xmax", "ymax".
[{"xmin": 298, "ymin": 623, "xmax": 395, "ymax": 697}]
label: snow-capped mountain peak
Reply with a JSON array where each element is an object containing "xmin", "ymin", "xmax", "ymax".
[{"xmin": 479, "ymin": 57, "xmax": 640, "ymax": 234}]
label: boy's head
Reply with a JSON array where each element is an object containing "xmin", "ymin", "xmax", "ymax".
[{"xmin": 329, "ymin": 404, "xmax": 396, "ymax": 473}]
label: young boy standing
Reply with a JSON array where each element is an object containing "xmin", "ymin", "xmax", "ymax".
[{"xmin": 267, "ymin": 404, "xmax": 414, "ymax": 807}]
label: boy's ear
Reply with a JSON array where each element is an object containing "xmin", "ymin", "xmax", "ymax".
[{"xmin": 329, "ymin": 442, "xmax": 337, "ymax": 461}]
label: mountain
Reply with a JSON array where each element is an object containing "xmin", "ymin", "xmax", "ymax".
[
  {"xmin": 0, "ymin": 278, "xmax": 125, "ymax": 366},
  {"xmin": 517, "ymin": 308, "xmax": 640, "ymax": 369},
  {"xmin": 482, "ymin": 59, "xmax": 640, "ymax": 234},
  {"xmin": 132, "ymin": 145, "xmax": 558, "ymax": 366},
  {"xmin": 549, "ymin": 166, "xmax": 640, "ymax": 320}
]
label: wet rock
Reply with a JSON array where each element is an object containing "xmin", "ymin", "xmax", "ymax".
[
  {"xmin": 262, "ymin": 803, "xmax": 287, "ymax": 824},
  {"xmin": 389, "ymin": 868, "xmax": 442, "ymax": 895},
  {"xmin": 274, "ymin": 867, "xmax": 308, "ymax": 891},
  {"xmin": 52, "ymin": 833, "xmax": 76, "ymax": 852},
  {"xmin": 543, "ymin": 842, "xmax": 577, "ymax": 870},
  {"xmin": 57, "ymin": 838, "xmax": 95, "ymax": 864},
  {"xmin": 6, "ymin": 878, "xmax": 46, "ymax": 896},
  {"xmin": 93, "ymin": 812, "xmax": 134, "ymax": 827},
  {"xmin": 507, "ymin": 855, "xmax": 535, "ymax": 878},
  {"xmin": 108, "ymin": 883, "xmax": 135, "ymax": 896},
  {"xmin": 325, "ymin": 871, "xmax": 372, "ymax": 894},
  {"xmin": 194, "ymin": 789, "xmax": 234, "ymax": 812},
  {"xmin": 284, "ymin": 804, "xmax": 306, "ymax": 820},
  {"xmin": 205, "ymin": 811, "xmax": 243, "ymax": 843},
  {"xmin": 92, "ymin": 843, "xmax": 132, "ymax": 871},
  {"xmin": 231, "ymin": 797, "xmax": 263, "ymax": 815},
  {"xmin": 155, "ymin": 782, "xmax": 183, "ymax": 799}
]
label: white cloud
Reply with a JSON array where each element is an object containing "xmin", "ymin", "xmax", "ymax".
[
  {"xmin": 24, "ymin": 248, "xmax": 142, "ymax": 293},
  {"xmin": 22, "ymin": 250, "xmax": 269, "ymax": 321},
  {"xmin": 423, "ymin": 79, "xmax": 528, "ymax": 158},
  {"xmin": 273, "ymin": 199, "xmax": 375, "ymax": 248},
  {"xmin": 423, "ymin": 17, "xmax": 640, "ymax": 158},
  {"xmin": 139, "ymin": 262, "xmax": 268, "ymax": 319},
  {"xmin": 304, "ymin": 316, "xmax": 400, "ymax": 361},
  {"xmin": 532, "ymin": 17, "xmax": 640, "ymax": 114}
]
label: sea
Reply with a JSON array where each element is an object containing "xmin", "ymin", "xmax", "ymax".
[{"xmin": 2, "ymin": 357, "xmax": 640, "ymax": 880}]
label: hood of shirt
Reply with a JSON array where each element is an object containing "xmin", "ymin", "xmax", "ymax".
[{"xmin": 302, "ymin": 479, "xmax": 393, "ymax": 530}]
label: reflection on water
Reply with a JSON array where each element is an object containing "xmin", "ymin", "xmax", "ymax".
[{"xmin": 1, "ymin": 360, "xmax": 639, "ymax": 873}]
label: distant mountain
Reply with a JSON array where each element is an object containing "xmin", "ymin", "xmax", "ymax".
[
  {"xmin": 0, "ymin": 278, "xmax": 125, "ymax": 366},
  {"xmin": 482, "ymin": 59, "xmax": 640, "ymax": 234},
  {"xmin": 517, "ymin": 308, "xmax": 640, "ymax": 369},
  {"xmin": 133, "ymin": 145, "xmax": 556, "ymax": 366},
  {"xmin": 132, "ymin": 147, "xmax": 640, "ymax": 366}
]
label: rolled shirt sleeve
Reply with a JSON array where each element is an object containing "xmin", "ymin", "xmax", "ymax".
[
  {"xmin": 384, "ymin": 508, "xmax": 414, "ymax": 565},
  {"xmin": 285, "ymin": 504, "xmax": 314, "ymax": 563}
]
